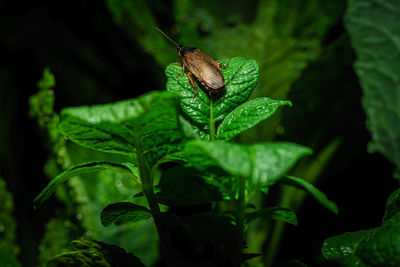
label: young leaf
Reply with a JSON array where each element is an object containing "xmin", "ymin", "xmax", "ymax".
[
  {"xmin": 184, "ymin": 140, "xmax": 312, "ymax": 187},
  {"xmin": 245, "ymin": 207, "xmax": 298, "ymax": 226},
  {"xmin": 58, "ymin": 91, "xmax": 183, "ymax": 166},
  {"xmin": 322, "ymin": 229, "xmax": 376, "ymax": 260},
  {"xmin": 34, "ymin": 161, "xmax": 138, "ymax": 208},
  {"xmin": 217, "ymin": 97, "xmax": 292, "ymax": 141},
  {"xmin": 58, "ymin": 98, "xmax": 143, "ymax": 158},
  {"xmin": 157, "ymin": 166, "xmax": 225, "ymax": 206},
  {"xmin": 165, "ymin": 57, "xmax": 259, "ymax": 125},
  {"xmin": 100, "ymin": 202, "xmax": 152, "ymax": 226},
  {"xmin": 278, "ymin": 176, "xmax": 338, "ymax": 214}
]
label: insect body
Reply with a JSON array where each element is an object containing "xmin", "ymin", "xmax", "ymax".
[{"xmin": 156, "ymin": 27, "xmax": 227, "ymax": 98}]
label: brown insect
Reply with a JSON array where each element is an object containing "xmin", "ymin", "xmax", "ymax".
[{"xmin": 156, "ymin": 27, "xmax": 227, "ymax": 98}]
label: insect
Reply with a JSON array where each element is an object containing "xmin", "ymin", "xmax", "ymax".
[{"xmin": 156, "ymin": 27, "xmax": 227, "ymax": 98}]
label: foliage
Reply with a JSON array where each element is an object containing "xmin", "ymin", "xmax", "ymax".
[
  {"xmin": 30, "ymin": 69, "xmax": 160, "ymax": 266},
  {"xmin": 47, "ymin": 237, "xmax": 145, "ymax": 267},
  {"xmin": 345, "ymin": 0, "xmax": 400, "ymax": 170},
  {"xmin": 0, "ymin": 178, "xmax": 20, "ymax": 266},
  {"xmin": 322, "ymin": 188, "xmax": 400, "ymax": 266},
  {"xmin": 35, "ymin": 56, "xmax": 338, "ymax": 266},
  {"xmin": 319, "ymin": 2, "xmax": 400, "ymax": 264}
]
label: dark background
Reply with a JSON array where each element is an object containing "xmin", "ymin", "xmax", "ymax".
[{"xmin": 0, "ymin": 0, "xmax": 398, "ymax": 266}]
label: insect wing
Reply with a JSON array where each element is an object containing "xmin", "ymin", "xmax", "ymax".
[{"xmin": 183, "ymin": 50, "xmax": 225, "ymax": 90}]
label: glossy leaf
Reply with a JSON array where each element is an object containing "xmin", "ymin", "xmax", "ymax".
[
  {"xmin": 278, "ymin": 176, "xmax": 339, "ymax": 214},
  {"xmin": 34, "ymin": 161, "xmax": 138, "ymax": 208},
  {"xmin": 101, "ymin": 202, "xmax": 152, "ymax": 226},
  {"xmin": 217, "ymin": 97, "xmax": 292, "ymax": 141},
  {"xmin": 165, "ymin": 57, "xmax": 259, "ymax": 125},
  {"xmin": 245, "ymin": 207, "xmax": 298, "ymax": 226},
  {"xmin": 184, "ymin": 140, "xmax": 312, "ymax": 187},
  {"xmin": 58, "ymin": 91, "xmax": 183, "ymax": 166},
  {"xmin": 157, "ymin": 166, "xmax": 225, "ymax": 206},
  {"xmin": 345, "ymin": 0, "xmax": 400, "ymax": 169},
  {"xmin": 322, "ymin": 229, "xmax": 376, "ymax": 260},
  {"xmin": 58, "ymin": 98, "xmax": 143, "ymax": 158},
  {"xmin": 355, "ymin": 213, "xmax": 400, "ymax": 267}
]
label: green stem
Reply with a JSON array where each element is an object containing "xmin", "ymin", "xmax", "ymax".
[
  {"xmin": 136, "ymin": 139, "xmax": 172, "ymax": 264},
  {"xmin": 209, "ymin": 95, "xmax": 216, "ymax": 141}
]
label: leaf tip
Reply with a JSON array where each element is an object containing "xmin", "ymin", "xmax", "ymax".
[
  {"xmin": 331, "ymin": 203, "xmax": 339, "ymax": 215},
  {"xmin": 33, "ymin": 196, "xmax": 42, "ymax": 210}
]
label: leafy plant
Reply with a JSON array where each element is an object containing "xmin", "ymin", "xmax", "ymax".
[
  {"xmin": 0, "ymin": 177, "xmax": 20, "ymax": 267},
  {"xmin": 320, "ymin": 2, "xmax": 400, "ymax": 266},
  {"xmin": 35, "ymin": 57, "xmax": 337, "ymax": 266},
  {"xmin": 30, "ymin": 69, "xmax": 159, "ymax": 266},
  {"xmin": 322, "ymin": 188, "xmax": 400, "ymax": 266},
  {"xmin": 47, "ymin": 237, "xmax": 145, "ymax": 267}
]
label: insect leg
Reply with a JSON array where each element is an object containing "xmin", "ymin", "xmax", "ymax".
[
  {"xmin": 218, "ymin": 62, "xmax": 229, "ymax": 68},
  {"xmin": 172, "ymin": 57, "xmax": 182, "ymax": 66},
  {"xmin": 177, "ymin": 64, "xmax": 186, "ymax": 77},
  {"xmin": 187, "ymin": 72, "xmax": 197, "ymax": 99}
]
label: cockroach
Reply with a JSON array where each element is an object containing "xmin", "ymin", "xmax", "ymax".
[{"xmin": 156, "ymin": 27, "xmax": 227, "ymax": 98}]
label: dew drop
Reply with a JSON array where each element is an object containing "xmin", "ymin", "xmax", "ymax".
[{"xmin": 64, "ymin": 220, "xmax": 71, "ymax": 228}]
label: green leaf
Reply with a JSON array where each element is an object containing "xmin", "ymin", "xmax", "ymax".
[
  {"xmin": 59, "ymin": 98, "xmax": 143, "ymax": 158},
  {"xmin": 217, "ymin": 97, "xmax": 292, "ymax": 141},
  {"xmin": 34, "ymin": 161, "xmax": 138, "ymax": 208},
  {"xmin": 322, "ymin": 229, "xmax": 376, "ymax": 260},
  {"xmin": 157, "ymin": 166, "xmax": 225, "ymax": 206},
  {"xmin": 178, "ymin": 115, "xmax": 209, "ymax": 140},
  {"xmin": 165, "ymin": 57, "xmax": 259, "ymax": 125},
  {"xmin": 245, "ymin": 207, "xmax": 298, "ymax": 226},
  {"xmin": 37, "ymin": 67, "xmax": 55, "ymax": 91},
  {"xmin": 184, "ymin": 140, "xmax": 312, "ymax": 187},
  {"xmin": 100, "ymin": 202, "xmax": 151, "ymax": 226},
  {"xmin": 345, "ymin": 0, "xmax": 400, "ymax": 169},
  {"xmin": 59, "ymin": 91, "xmax": 183, "ymax": 166},
  {"xmin": 169, "ymin": 213, "xmax": 237, "ymax": 265},
  {"xmin": 0, "ymin": 178, "xmax": 19, "ymax": 259},
  {"xmin": 48, "ymin": 237, "xmax": 145, "ymax": 267},
  {"xmin": 383, "ymin": 188, "xmax": 400, "ymax": 222},
  {"xmin": 329, "ymin": 255, "xmax": 369, "ymax": 267},
  {"xmin": 271, "ymin": 259, "xmax": 309, "ymax": 267},
  {"xmin": 278, "ymin": 176, "xmax": 338, "ymax": 214},
  {"xmin": 356, "ymin": 214, "xmax": 400, "ymax": 267}
]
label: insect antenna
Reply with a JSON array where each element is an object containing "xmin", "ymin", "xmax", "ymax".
[{"xmin": 155, "ymin": 27, "xmax": 179, "ymax": 47}]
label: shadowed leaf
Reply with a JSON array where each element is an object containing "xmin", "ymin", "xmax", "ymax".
[
  {"xmin": 278, "ymin": 175, "xmax": 339, "ymax": 214},
  {"xmin": 101, "ymin": 202, "xmax": 152, "ymax": 227},
  {"xmin": 34, "ymin": 161, "xmax": 138, "ymax": 208}
]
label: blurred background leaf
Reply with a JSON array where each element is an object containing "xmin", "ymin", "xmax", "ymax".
[
  {"xmin": 0, "ymin": 177, "xmax": 21, "ymax": 266},
  {"xmin": 345, "ymin": 0, "xmax": 400, "ymax": 170}
]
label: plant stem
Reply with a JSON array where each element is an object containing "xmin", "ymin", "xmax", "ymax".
[
  {"xmin": 136, "ymin": 138, "xmax": 172, "ymax": 264},
  {"xmin": 209, "ymin": 95, "xmax": 216, "ymax": 141}
]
